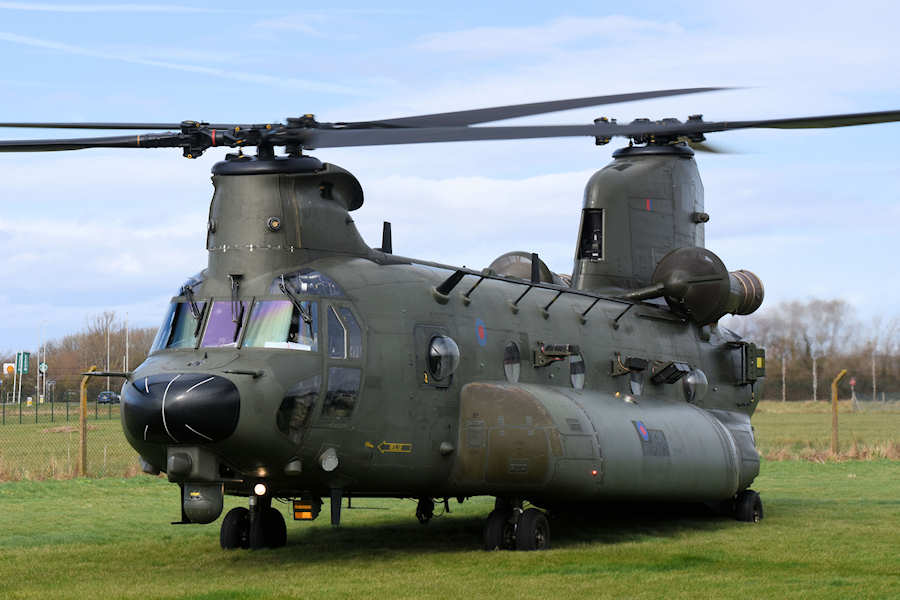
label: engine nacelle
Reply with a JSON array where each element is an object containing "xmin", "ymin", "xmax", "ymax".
[{"xmin": 650, "ymin": 247, "xmax": 764, "ymax": 325}]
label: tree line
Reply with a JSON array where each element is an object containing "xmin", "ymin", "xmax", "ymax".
[
  {"xmin": 1, "ymin": 312, "xmax": 156, "ymax": 403},
  {"xmin": 725, "ymin": 298, "xmax": 899, "ymax": 401}
]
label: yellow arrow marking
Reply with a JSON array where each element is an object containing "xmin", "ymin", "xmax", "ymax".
[{"xmin": 377, "ymin": 442, "xmax": 412, "ymax": 454}]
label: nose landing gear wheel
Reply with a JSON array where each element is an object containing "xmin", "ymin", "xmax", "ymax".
[
  {"xmin": 249, "ymin": 506, "xmax": 287, "ymax": 549},
  {"xmin": 220, "ymin": 507, "xmax": 250, "ymax": 549}
]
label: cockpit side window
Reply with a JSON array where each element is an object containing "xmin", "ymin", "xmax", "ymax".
[
  {"xmin": 322, "ymin": 367, "xmax": 361, "ymax": 420},
  {"xmin": 327, "ymin": 305, "xmax": 363, "ymax": 360},
  {"xmin": 201, "ymin": 300, "xmax": 248, "ymax": 348},
  {"xmin": 244, "ymin": 300, "xmax": 319, "ymax": 351},
  {"xmin": 340, "ymin": 308, "xmax": 362, "ymax": 359}
]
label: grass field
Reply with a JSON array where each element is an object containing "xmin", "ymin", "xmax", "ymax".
[
  {"xmin": 0, "ymin": 461, "xmax": 897, "ymax": 599},
  {"xmin": 753, "ymin": 400, "xmax": 900, "ymax": 460}
]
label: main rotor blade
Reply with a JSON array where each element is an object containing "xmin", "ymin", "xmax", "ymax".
[
  {"xmin": 0, "ymin": 121, "xmax": 237, "ymax": 130},
  {"xmin": 298, "ymin": 125, "xmax": 609, "ymax": 148},
  {"xmin": 724, "ymin": 109, "xmax": 900, "ymax": 130},
  {"xmin": 345, "ymin": 87, "xmax": 731, "ymax": 128},
  {"xmin": 0, "ymin": 132, "xmax": 185, "ymax": 152}
]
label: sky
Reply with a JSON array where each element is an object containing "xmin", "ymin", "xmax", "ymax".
[{"xmin": 0, "ymin": 0, "xmax": 899, "ymax": 353}]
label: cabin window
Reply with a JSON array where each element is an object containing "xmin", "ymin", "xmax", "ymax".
[
  {"xmin": 503, "ymin": 342, "xmax": 521, "ymax": 383},
  {"xmin": 201, "ymin": 300, "xmax": 248, "ymax": 348},
  {"xmin": 578, "ymin": 208, "xmax": 604, "ymax": 260},
  {"xmin": 322, "ymin": 367, "xmax": 361, "ymax": 419},
  {"xmin": 150, "ymin": 301, "xmax": 206, "ymax": 352},
  {"xmin": 428, "ymin": 336, "xmax": 460, "ymax": 381},
  {"xmin": 570, "ymin": 353, "xmax": 586, "ymax": 389},
  {"xmin": 276, "ymin": 375, "xmax": 320, "ymax": 444},
  {"xmin": 244, "ymin": 300, "xmax": 318, "ymax": 351}
]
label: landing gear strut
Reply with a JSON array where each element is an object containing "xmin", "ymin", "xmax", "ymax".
[
  {"xmin": 482, "ymin": 499, "xmax": 550, "ymax": 551},
  {"xmin": 220, "ymin": 493, "xmax": 287, "ymax": 550}
]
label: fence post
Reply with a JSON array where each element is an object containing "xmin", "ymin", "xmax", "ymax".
[
  {"xmin": 831, "ymin": 369, "xmax": 848, "ymax": 456},
  {"xmin": 79, "ymin": 365, "xmax": 97, "ymax": 477}
]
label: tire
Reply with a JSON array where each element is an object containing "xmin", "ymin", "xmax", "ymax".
[
  {"xmin": 483, "ymin": 509, "xmax": 514, "ymax": 551},
  {"xmin": 250, "ymin": 506, "xmax": 287, "ymax": 549},
  {"xmin": 515, "ymin": 508, "xmax": 550, "ymax": 551},
  {"xmin": 220, "ymin": 507, "xmax": 250, "ymax": 550},
  {"xmin": 264, "ymin": 506, "xmax": 287, "ymax": 548},
  {"xmin": 734, "ymin": 490, "xmax": 763, "ymax": 523}
]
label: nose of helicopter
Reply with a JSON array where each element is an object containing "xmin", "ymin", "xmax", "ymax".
[{"xmin": 122, "ymin": 373, "xmax": 240, "ymax": 444}]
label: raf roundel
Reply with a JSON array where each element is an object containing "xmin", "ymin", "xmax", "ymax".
[
  {"xmin": 475, "ymin": 319, "xmax": 487, "ymax": 347},
  {"xmin": 634, "ymin": 420, "xmax": 650, "ymax": 442}
]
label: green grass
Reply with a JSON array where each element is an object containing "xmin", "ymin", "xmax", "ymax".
[
  {"xmin": 0, "ymin": 461, "xmax": 898, "ymax": 599},
  {"xmin": 753, "ymin": 400, "xmax": 900, "ymax": 459},
  {"xmin": 0, "ymin": 419, "xmax": 137, "ymax": 480}
]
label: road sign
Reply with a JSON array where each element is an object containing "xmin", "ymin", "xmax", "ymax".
[
  {"xmin": 850, "ymin": 377, "xmax": 857, "ymax": 387},
  {"xmin": 39, "ymin": 362, "xmax": 48, "ymax": 374},
  {"xmin": 16, "ymin": 352, "xmax": 29, "ymax": 375},
  {"xmin": 2, "ymin": 363, "xmax": 13, "ymax": 376}
]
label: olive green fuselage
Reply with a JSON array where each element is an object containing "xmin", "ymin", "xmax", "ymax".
[{"xmin": 122, "ymin": 153, "xmax": 762, "ymax": 511}]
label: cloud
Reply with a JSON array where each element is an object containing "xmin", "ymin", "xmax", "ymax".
[{"xmin": 0, "ymin": 32, "xmax": 364, "ymax": 96}]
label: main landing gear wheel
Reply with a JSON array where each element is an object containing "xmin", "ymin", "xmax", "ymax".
[
  {"xmin": 515, "ymin": 508, "xmax": 550, "ymax": 551},
  {"xmin": 249, "ymin": 506, "xmax": 287, "ymax": 549},
  {"xmin": 734, "ymin": 489, "xmax": 763, "ymax": 523},
  {"xmin": 220, "ymin": 507, "xmax": 250, "ymax": 550},
  {"xmin": 482, "ymin": 509, "xmax": 515, "ymax": 550},
  {"xmin": 482, "ymin": 502, "xmax": 550, "ymax": 551}
]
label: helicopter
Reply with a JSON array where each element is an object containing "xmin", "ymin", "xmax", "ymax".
[{"xmin": 2, "ymin": 87, "xmax": 899, "ymax": 552}]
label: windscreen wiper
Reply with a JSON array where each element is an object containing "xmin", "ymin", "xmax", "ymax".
[
  {"xmin": 180, "ymin": 284, "xmax": 202, "ymax": 319},
  {"xmin": 279, "ymin": 274, "xmax": 314, "ymax": 330}
]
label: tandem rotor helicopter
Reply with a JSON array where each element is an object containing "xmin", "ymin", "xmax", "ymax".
[{"xmin": 3, "ymin": 87, "xmax": 899, "ymax": 551}]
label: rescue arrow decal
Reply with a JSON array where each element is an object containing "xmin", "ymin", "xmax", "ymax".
[{"xmin": 367, "ymin": 441, "xmax": 413, "ymax": 454}]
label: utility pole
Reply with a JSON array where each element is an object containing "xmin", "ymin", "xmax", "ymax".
[
  {"xmin": 871, "ymin": 353, "xmax": 876, "ymax": 403},
  {"xmin": 106, "ymin": 320, "xmax": 111, "ymax": 392},
  {"xmin": 812, "ymin": 355, "xmax": 818, "ymax": 402}
]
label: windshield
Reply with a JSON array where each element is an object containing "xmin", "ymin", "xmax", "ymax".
[
  {"xmin": 201, "ymin": 300, "xmax": 248, "ymax": 348},
  {"xmin": 243, "ymin": 300, "xmax": 318, "ymax": 351},
  {"xmin": 270, "ymin": 269, "xmax": 345, "ymax": 297},
  {"xmin": 150, "ymin": 301, "xmax": 206, "ymax": 352}
]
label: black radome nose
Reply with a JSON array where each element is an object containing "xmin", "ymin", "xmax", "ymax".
[{"xmin": 122, "ymin": 373, "xmax": 240, "ymax": 444}]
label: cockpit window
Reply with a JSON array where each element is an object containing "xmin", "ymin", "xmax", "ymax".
[
  {"xmin": 150, "ymin": 301, "xmax": 206, "ymax": 353},
  {"xmin": 201, "ymin": 300, "xmax": 248, "ymax": 348},
  {"xmin": 327, "ymin": 306, "xmax": 363, "ymax": 359},
  {"xmin": 322, "ymin": 367, "xmax": 361, "ymax": 420},
  {"xmin": 270, "ymin": 269, "xmax": 345, "ymax": 297},
  {"xmin": 243, "ymin": 300, "xmax": 319, "ymax": 351}
]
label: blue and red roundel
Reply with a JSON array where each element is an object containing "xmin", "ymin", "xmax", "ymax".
[
  {"xmin": 475, "ymin": 318, "xmax": 487, "ymax": 347},
  {"xmin": 635, "ymin": 420, "xmax": 650, "ymax": 442}
]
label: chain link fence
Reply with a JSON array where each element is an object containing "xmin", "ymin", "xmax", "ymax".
[{"xmin": 0, "ymin": 397, "xmax": 138, "ymax": 480}]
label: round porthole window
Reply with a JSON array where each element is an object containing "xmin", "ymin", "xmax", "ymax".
[
  {"xmin": 683, "ymin": 368, "xmax": 709, "ymax": 403},
  {"xmin": 503, "ymin": 342, "xmax": 521, "ymax": 383},
  {"xmin": 428, "ymin": 336, "xmax": 460, "ymax": 381},
  {"xmin": 569, "ymin": 353, "xmax": 585, "ymax": 389}
]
